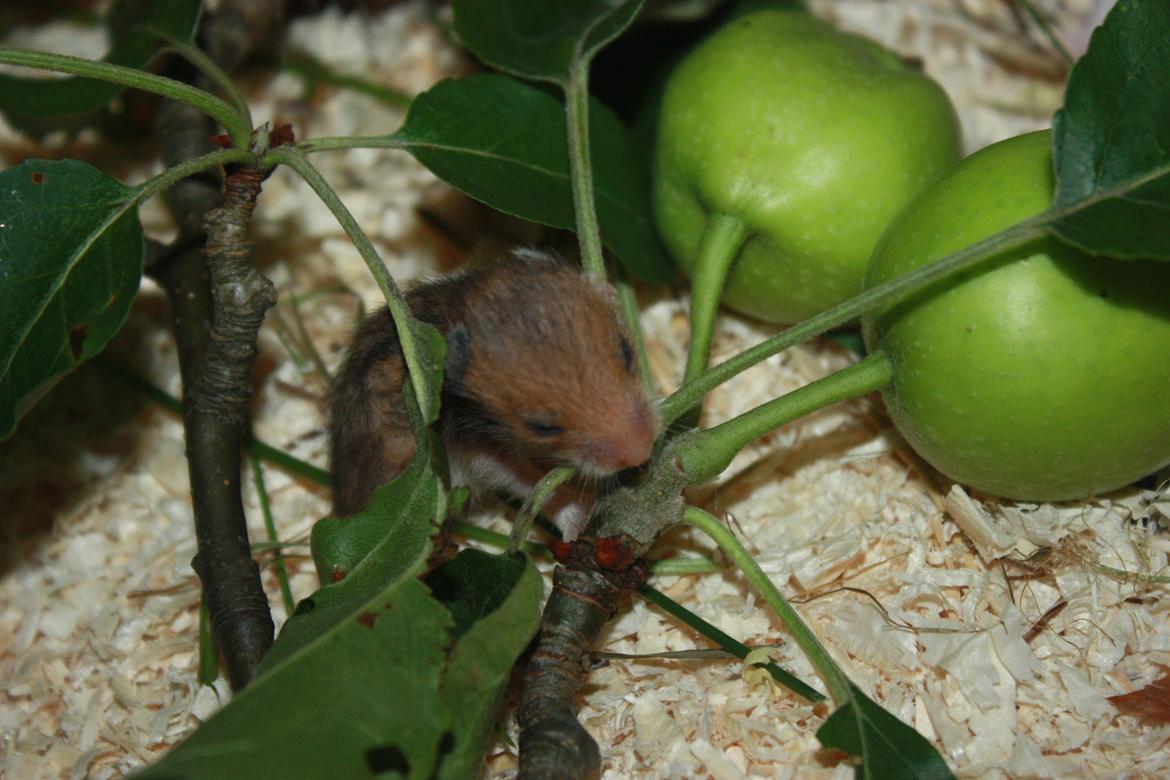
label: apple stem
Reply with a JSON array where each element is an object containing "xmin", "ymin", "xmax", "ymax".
[
  {"xmin": 681, "ymin": 213, "xmax": 749, "ymax": 420},
  {"xmin": 674, "ymin": 350, "xmax": 893, "ymax": 484},
  {"xmin": 658, "ymin": 216, "xmax": 1049, "ymax": 426}
]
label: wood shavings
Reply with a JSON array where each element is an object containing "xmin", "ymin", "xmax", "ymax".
[{"xmin": 2, "ymin": 1, "xmax": 1169, "ymax": 778}]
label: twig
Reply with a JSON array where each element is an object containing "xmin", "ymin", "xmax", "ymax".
[
  {"xmin": 184, "ymin": 163, "xmax": 278, "ymax": 689},
  {"xmin": 149, "ymin": 0, "xmax": 281, "ymax": 690},
  {"xmin": 517, "ymin": 538, "xmax": 649, "ymax": 780}
]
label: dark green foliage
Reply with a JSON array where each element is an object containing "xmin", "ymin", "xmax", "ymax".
[
  {"xmin": 0, "ymin": 159, "xmax": 143, "ymax": 440},
  {"xmin": 432, "ymin": 551, "xmax": 543, "ymax": 780},
  {"xmin": 391, "ymin": 74, "xmax": 673, "ymax": 283},
  {"xmin": 276, "ymin": 451, "xmax": 444, "ymax": 669},
  {"xmin": 1051, "ymin": 0, "xmax": 1170, "ymax": 258},
  {"xmin": 453, "ymin": 0, "xmax": 643, "ymax": 84},
  {"xmin": 816, "ymin": 684, "xmax": 955, "ymax": 780},
  {"xmin": 0, "ymin": 0, "xmax": 201, "ymax": 115},
  {"xmin": 140, "ymin": 456, "xmax": 542, "ymax": 779},
  {"xmin": 142, "ymin": 447, "xmax": 449, "ymax": 777},
  {"xmin": 142, "ymin": 577, "xmax": 454, "ymax": 780}
]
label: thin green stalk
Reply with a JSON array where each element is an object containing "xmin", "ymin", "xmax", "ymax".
[
  {"xmin": 565, "ymin": 62, "xmax": 606, "ymax": 278},
  {"xmin": 682, "ymin": 506, "xmax": 852, "ymax": 704},
  {"xmin": 272, "ymin": 284, "xmax": 333, "ymax": 383},
  {"xmin": 95, "ymin": 358, "xmax": 331, "ymax": 486},
  {"xmin": 198, "ymin": 597, "xmax": 219, "ymax": 685},
  {"xmin": 131, "ymin": 148, "xmax": 255, "ymax": 202},
  {"xmin": 149, "ymin": 28, "xmax": 254, "ymax": 129},
  {"xmin": 283, "ymin": 54, "xmax": 413, "ymax": 109},
  {"xmin": 638, "ymin": 585, "xmax": 824, "ymax": 702},
  {"xmin": 0, "ymin": 47, "xmax": 250, "ymax": 148},
  {"xmin": 615, "ymin": 277, "xmax": 655, "ymax": 397},
  {"xmin": 683, "ymin": 214, "xmax": 748, "ymax": 385},
  {"xmin": 509, "ymin": 466, "xmax": 576, "ymax": 553},
  {"xmin": 295, "ymin": 136, "xmax": 405, "ymax": 154},
  {"xmin": 249, "ymin": 441, "xmax": 330, "ymax": 486},
  {"xmin": 677, "ymin": 351, "xmax": 893, "ymax": 484},
  {"xmin": 449, "ymin": 520, "xmax": 552, "ymax": 561},
  {"xmin": 249, "ymin": 451, "xmax": 296, "ymax": 615},
  {"xmin": 455, "ymin": 519, "xmax": 726, "ymax": 576},
  {"xmin": 288, "ymin": 293, "xmax": 333, "ymax": 383},
  {"xmin": 1013, "ymin": 0, "xmax": 1074, "ymax": 67},
  {"xmin": 659, "ymin": 216, "xmax": 1049, "ymax": 425},
  {"xmin": 270, "ymin": 146, "xmax": 435, "ymax": 425},
  {"xmin": 272, "ymin": 320, "xmax": 309, "ymax": 372},
  {"xmin": 1093, "ymin": 563, "xmax": 1170, "ymax": 585},
  {"xmin": 647, "ymin": 556, "xmax": 726, "ymax": 576},
  {"xmin": 250, "ymin": 539, "xmax": 309, "ymax": 552},
  {"xmin": 449, "ymin": 519, "xmax": 809, "ymax": 699}
]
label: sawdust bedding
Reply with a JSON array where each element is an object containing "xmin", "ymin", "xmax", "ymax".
[{"xmin": 1, "ymin": 1, "xmax": 1167, "ymax": 778}]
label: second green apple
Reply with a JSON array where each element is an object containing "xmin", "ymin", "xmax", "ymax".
[{"xmin": 653, "ymin": 10, "xmax": 960, "ymax": 345}]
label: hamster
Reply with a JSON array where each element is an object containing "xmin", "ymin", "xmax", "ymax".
[{"xmin": 328, "ymin": 248, "xmax": 658, "ymax": 540}]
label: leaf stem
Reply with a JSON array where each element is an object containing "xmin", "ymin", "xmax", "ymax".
[
  {"xmin": 638, "ymin": 584, "xmax": 825, "ymax": 702},
  {"xmin": 131, "ymin": 148, "xmax": 255, "ymax": 203},
  {"xmin": 450, "ymin": 520, "xmax": 552, "ymax": 560},
  {"xmin": 509, "ymin": 466, "xmax": 576, "ymax": 553},
  {"xmin": 150, "ymin": 27, "xmax": 254, "ymax": 130},
  {"xmin": 659, "ymin": 216, "xmax": 1049, "ymax": 425},
  {"xmin": 647, "ymin": 556, "xmax": 726, "ymax": 575},
  {"xmin": 677, "ymin": 351, "xmax": 893, "ymax": 484},
  {"xmin": 682, "ymin": 213, "xmax": 748, "ymax": 420},
  {"xmin": 283, "ymin": 54, "xmax": 413, "ymax": 108},
  {"xmin": 293, "ymin": 136, "xmax": 406, "ymax": 154},
  {"xmin": 198, "ymin": 598, "xmax": 219, "ymax": 685},
  {"xmin": 565, "ymin": 61, "xmax": 606, "ymax": 278},
  {"xmin": 682, "ymin": 506, "xmax": 852, "ymax": 704},
  {"xmin": 269, "ymin": 146, "xmax": 436, "ymax": 426},
  {"xmin": 94, "ymin": 357, "xmax": 331, "ymax": 486},
  {"xmin": 250, "ymin": 451, "xmax": 296, "ymax": 615},
  {"xmin": 1013, "ymin": 0, "xmax": 1075, "ymax": 67},
  {"xmin": 0, "ymin": 46, "xmax": 251, "ymax": 148}
]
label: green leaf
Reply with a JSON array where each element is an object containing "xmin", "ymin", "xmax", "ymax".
[
  {"xmin": 141, "ymin": 477, "xmax": 544, "ymax": 779},
  {"xmin": 453, "ymin": 0, "xmax": 643, "ymax": 84},
  {"xmin": 429, "ymin": 551, "xmax": 543, "ymax": 780},
  {"xmin": 1050, "ymin": 0, "xmax": 1170, "ymax": 259},
  {"xmin": 141, "ymin": 450, "xmax": 450, "ymax": 779},
  {"xmin": 426, "ymin": 550, "xmax": 529, "ymax": 639},
  {"xmin": 391, "ymin": 74, "xmax": 674, "ymax": 284},
  {"xmin": 0, "ymin": 0, "xmax": 202, "ymax": 116},
  {"xmin": 0, "ymin": 159, "xmax": 144, "ymax": 441},
  {"xmin": 415, "ymin": 319, "xmax": 447, "ymax": 427},
  {"xmin": 816, "ymin": 684, "xmax": 955, "ymax": 780},
  {"xmin": 305, "ymin": 449, "xmax": 442, "ymax": 613},
  {"xmin": 141, "ymin": 580, "xmax": 453, "ymax": 780}
]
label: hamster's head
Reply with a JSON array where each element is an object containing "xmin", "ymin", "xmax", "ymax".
[{"xmin": 445, "ymin": 252, "xmax": 658, "ymax": 478}]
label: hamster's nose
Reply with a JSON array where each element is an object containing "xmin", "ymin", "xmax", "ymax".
[{"xmin": 610, "ymin": 401, "xmax": 657, "ymax": 469}]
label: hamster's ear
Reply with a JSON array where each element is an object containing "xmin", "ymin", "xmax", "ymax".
[{"xmin": 444, "ymin": 323, "xmax": 472, "ymax": 386}]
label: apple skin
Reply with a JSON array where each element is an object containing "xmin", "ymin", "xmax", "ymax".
[
  {"xmin": 862, "ymin": 130, "xmax": 1170, "ymax": 501},
  {"xmin": 652, "ymin": 10, "xmax": 960, "ymax": 324}
]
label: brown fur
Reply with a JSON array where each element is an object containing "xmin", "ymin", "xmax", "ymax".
[{"xmin": 329, "ymin": 250, "xmax": 657, "ymax": 524}]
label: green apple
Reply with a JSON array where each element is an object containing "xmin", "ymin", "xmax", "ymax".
[
  {"xmin": 862, "ymin": 130, "xmax": 1170, "ymax": 500},
  {"xmin": 653, "ymin": 10, "xmax": 961, "ymax": 327}
]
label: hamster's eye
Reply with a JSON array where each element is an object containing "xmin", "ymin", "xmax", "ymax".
[
  {"xmin": 525, "ymin": 418, "xmax": 565, "ymax": 438},
  {"xmin": 619, "ymin": 337, "xmax": 635, "ymax": 374}
]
